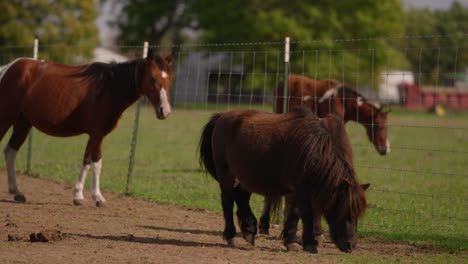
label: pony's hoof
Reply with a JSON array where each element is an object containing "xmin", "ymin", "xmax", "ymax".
[
  {"xmin": 286, "ymin": 242, "xmax": 302, "ymax": 252},
  {"xmin": 258, "ymin": 228, "xmax": 269, "ymax": 235},
  {"xmin": 73, "ymin": 199, "xmax": 84, "ymax": 206},
  {"xmin": 227, "ymin": 238, "xmax": 236, "ymax": 248},
  {"xmin": 242, "ymin": 233, "xmax": 255, "ymax": 246},
  {"xmin": 304, "ymin": 244, "xmax": 318, "ymax": 253},
  {"xmin": 95, "ymin": 201, "xmax": 106, "ymax": 208},
  {"xmin": 14, "ymin": 193, "xmax": 26, "ymax": 203}
]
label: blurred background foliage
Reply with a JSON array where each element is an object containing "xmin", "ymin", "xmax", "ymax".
[{"xmin": 1, "ymin": 1, "xmax": 467, "ymax": 86}]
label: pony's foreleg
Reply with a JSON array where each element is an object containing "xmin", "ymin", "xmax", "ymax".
[
  {"xmin": 301, "ymin": 203, "xmax": 319, "ymax": 253},
  {"xmin": 281, "ymin": 193, "xmax": 301, "ymax": 251}
]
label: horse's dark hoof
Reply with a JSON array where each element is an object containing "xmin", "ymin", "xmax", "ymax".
[
  {"xmin": 242, "ymin": 233, "xmax": 255, "ymax": 246},
  {"xmin": 286, "ymin": 242, "xmax": 301, "ymax": 252},
  {"xmin": 227, "ymin": 238, "xmax": 236, "ymax": 248},
  {"xmin": 73, "ymin": 199, "xmax": 83, "ymax": 206},
  {"xmin": 258, "ymin": 228, "xmax": 269, "ymax": 235},
  {"xmin": 95, "ymin": 201, "xmax": 106, "ymax": 208},
  {"xmin": 304, "ymin": 244, "xmax": 318, "ymax": 253},
  {"xmin": 14, "ymin": 193, "xmax": 26, "ymax": 203}
]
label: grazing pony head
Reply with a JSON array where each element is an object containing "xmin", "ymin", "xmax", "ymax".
[
  {"xmin": 141, "ymin": 49, "xmax": 173, "ymax": 120},
  {"xmin": 324, "ymin": 182, "xmax": 369, "ymax": 253},
  {"xmin": 295, "ymin": 111, "xmax": 368, "ymax": 253}
]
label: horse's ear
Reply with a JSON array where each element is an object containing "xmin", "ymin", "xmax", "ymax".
[
  {"xmin": 165, "ymin": 55, "xmax": 172, "ymax": 66},
  {"xmin": 361, "ymin": 183, "xmax": 370, "ymax": 191},
  {"xmin": 147, "ymin": 49, "xmax": 155, "ymax": 60}
]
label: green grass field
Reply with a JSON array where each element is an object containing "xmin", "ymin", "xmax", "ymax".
[{"xmin": 1, "ymin": 103, "xmax": 467, "ymax": 253}]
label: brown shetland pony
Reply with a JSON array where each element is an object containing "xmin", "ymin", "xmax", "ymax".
[
  {"xmin": 259, "ymin": 74, "xmax": 388, "ymax": 236},
  {"xmin": 0, "ymin": 50, "xmax": 173, "ymax": 206},
  {"xmin": 199, "ymin": 107, "xmax": 368, "ymax": 253}
]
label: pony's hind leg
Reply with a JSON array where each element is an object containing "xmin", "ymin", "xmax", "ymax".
[
  {"xmin": 4, "ymin": 115, "xmax": 32, "ymax": 202},
  {"xmin": 234, "ymin": 185, "xmax": 257, "ymax": 245},
  {"xmin": 221, "ymin": 188, "xmax": 237, "ymax": 247}
]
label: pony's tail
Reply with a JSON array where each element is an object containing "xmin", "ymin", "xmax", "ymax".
[{"xmin": 198, "ymin": 113, "xmax": 222, "ymax": 181}]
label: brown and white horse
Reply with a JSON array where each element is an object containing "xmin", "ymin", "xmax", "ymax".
[{"xmin": 0, "ymin": 50, "xmax": 173, "ymax": 206}]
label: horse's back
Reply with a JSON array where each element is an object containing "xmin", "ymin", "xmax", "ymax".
[
  {"xmin": 212, "ymin": 109, "xmax": 315, "ymax": 195},
  {"xmin": 0, "ymin": 58, "xmax": 95, "ymax": 136}
]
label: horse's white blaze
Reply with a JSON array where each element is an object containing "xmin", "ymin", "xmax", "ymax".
[
  {"xmin": 318, "ymin": 87, "xmax": 339, "ymax": 103},
  {"xmin": 302, "ymin": 95, "xmax": 312, "ymax": 101},
  {"xmin": 73, "ymin": 163, "xmax": 91, "ymax": 201},
  {"xmin": 91, "ymin": 159, "xmax": 105, "ymax": 202},
  {"xmin": 160, "ymin": 88, "xmax": 171, "ymax": 117},
  {"xmin": 4, "ymin": 145, "xmax": 18, "ymax": 193},
  {"xmin": 0, "ymin": 58, "xmax": 29, "ymax": 86},
  {"xmin": 161, "ymin": 71, "xmax": 168, "ymax": 79},
  {"xmin": 372, "ymin": 102, "xmax": 381, "ymax": 109},
  {"xmin": 386, "ymin": 139, "xmax": 391, "ymax": 153},
  {"xmin": 357, "ymin": 97, "xmax": 364, "ymax": 106}
]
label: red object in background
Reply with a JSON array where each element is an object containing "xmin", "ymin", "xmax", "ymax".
[{"xmin": 398, "ymin": 83, "xmax": 468, "ymax": 111}]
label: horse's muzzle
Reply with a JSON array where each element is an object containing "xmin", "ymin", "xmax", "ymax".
[{"xmin": 156, "ymin": 106, "xmax": 170, "ymax": 120}]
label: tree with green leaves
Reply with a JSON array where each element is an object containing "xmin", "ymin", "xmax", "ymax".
[
  {"xmin": 0, "ymin": 0, "xmax": 98, "ymax": 64},
  {"xmin": 403, "ymin": 1, "xmax": 468, "ymax": 85},
  {"xmin": 114, "ymin": 0, "xmax": 406, "ymax": 89}
]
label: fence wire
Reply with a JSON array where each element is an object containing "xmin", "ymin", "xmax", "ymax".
[{"xmin": 0, "ymin": 35, "xmax": 467, "ymax": 246}]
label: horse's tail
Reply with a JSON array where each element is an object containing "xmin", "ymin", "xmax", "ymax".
[
  {"xmin": 198, "ymin": 113, "xmax": 222, "ymax": 181},
  {"xmin": 269, "ymin": 195, "xmax": 284, "ymax": 224}
]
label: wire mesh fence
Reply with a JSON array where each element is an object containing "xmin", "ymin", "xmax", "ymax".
[{"xmin": 0, "ymin": 36, "xmax": 467, "ymax": 248}]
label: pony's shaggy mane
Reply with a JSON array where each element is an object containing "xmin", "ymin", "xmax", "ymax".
[{"xmin": 286, "ymin": 107, "xmax": 367, "ymax": 221}]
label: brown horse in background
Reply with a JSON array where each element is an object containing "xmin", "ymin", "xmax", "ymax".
[
  {"xmin": 0, "ymin": 50, "xmax": 173, "ymax": 206},
  {"xmin": 199, "ymin": 107, "xmax": 368, "ymax": 253},
  {"xmin": 259, "ymin": 74, "xmax": 388, "ymax": 236},
  {"xmin": 274, "ymin": 74, "xmax": 390, "ymax": 155}
]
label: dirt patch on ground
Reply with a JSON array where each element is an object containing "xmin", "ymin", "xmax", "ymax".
[{"xmin": 0, "ymin": 172, "xmax": 464, "ymax": 263}]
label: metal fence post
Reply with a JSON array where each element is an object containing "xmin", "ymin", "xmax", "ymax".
[
  {"xmin": 126, "ymin": 41, "xmax": 149, "ymax": 195},
  {"xmin": 26, "ymin": 38, "xmax": 39, "ymax": 174}
]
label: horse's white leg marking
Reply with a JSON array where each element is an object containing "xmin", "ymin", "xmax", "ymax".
[
  {"xmin": 160, "ymin": 88, "xmax": 172, "ymax": 117},
  {"xmin": 4, "ymin": 145, "xmax": 18, "ymax": 194},
  {"xmin": 386, "ymin": 139, "xmax": 391, "ymax": 154},
  {"xmin": 161, "ymin": 71, "xmax": 168, "ymax": 79},
  {"xmin": 91, "ymin": 159, "xmax": 106, "ymax": 202},
  {"xmin": 73, "ymin": 163, "xmax": 91, "ymax": 201},
  {"xmin": 302, "ymin": 95, "xmax": 312, "ymax": 101}
]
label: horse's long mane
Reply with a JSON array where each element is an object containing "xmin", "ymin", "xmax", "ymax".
[
  {"xmin": 287, "ymin": 107, "xmax": 366, "ymax": 221},
  {"xmin": 71, "ymin": 59, "xmax": 147, "ymax": 99}
]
